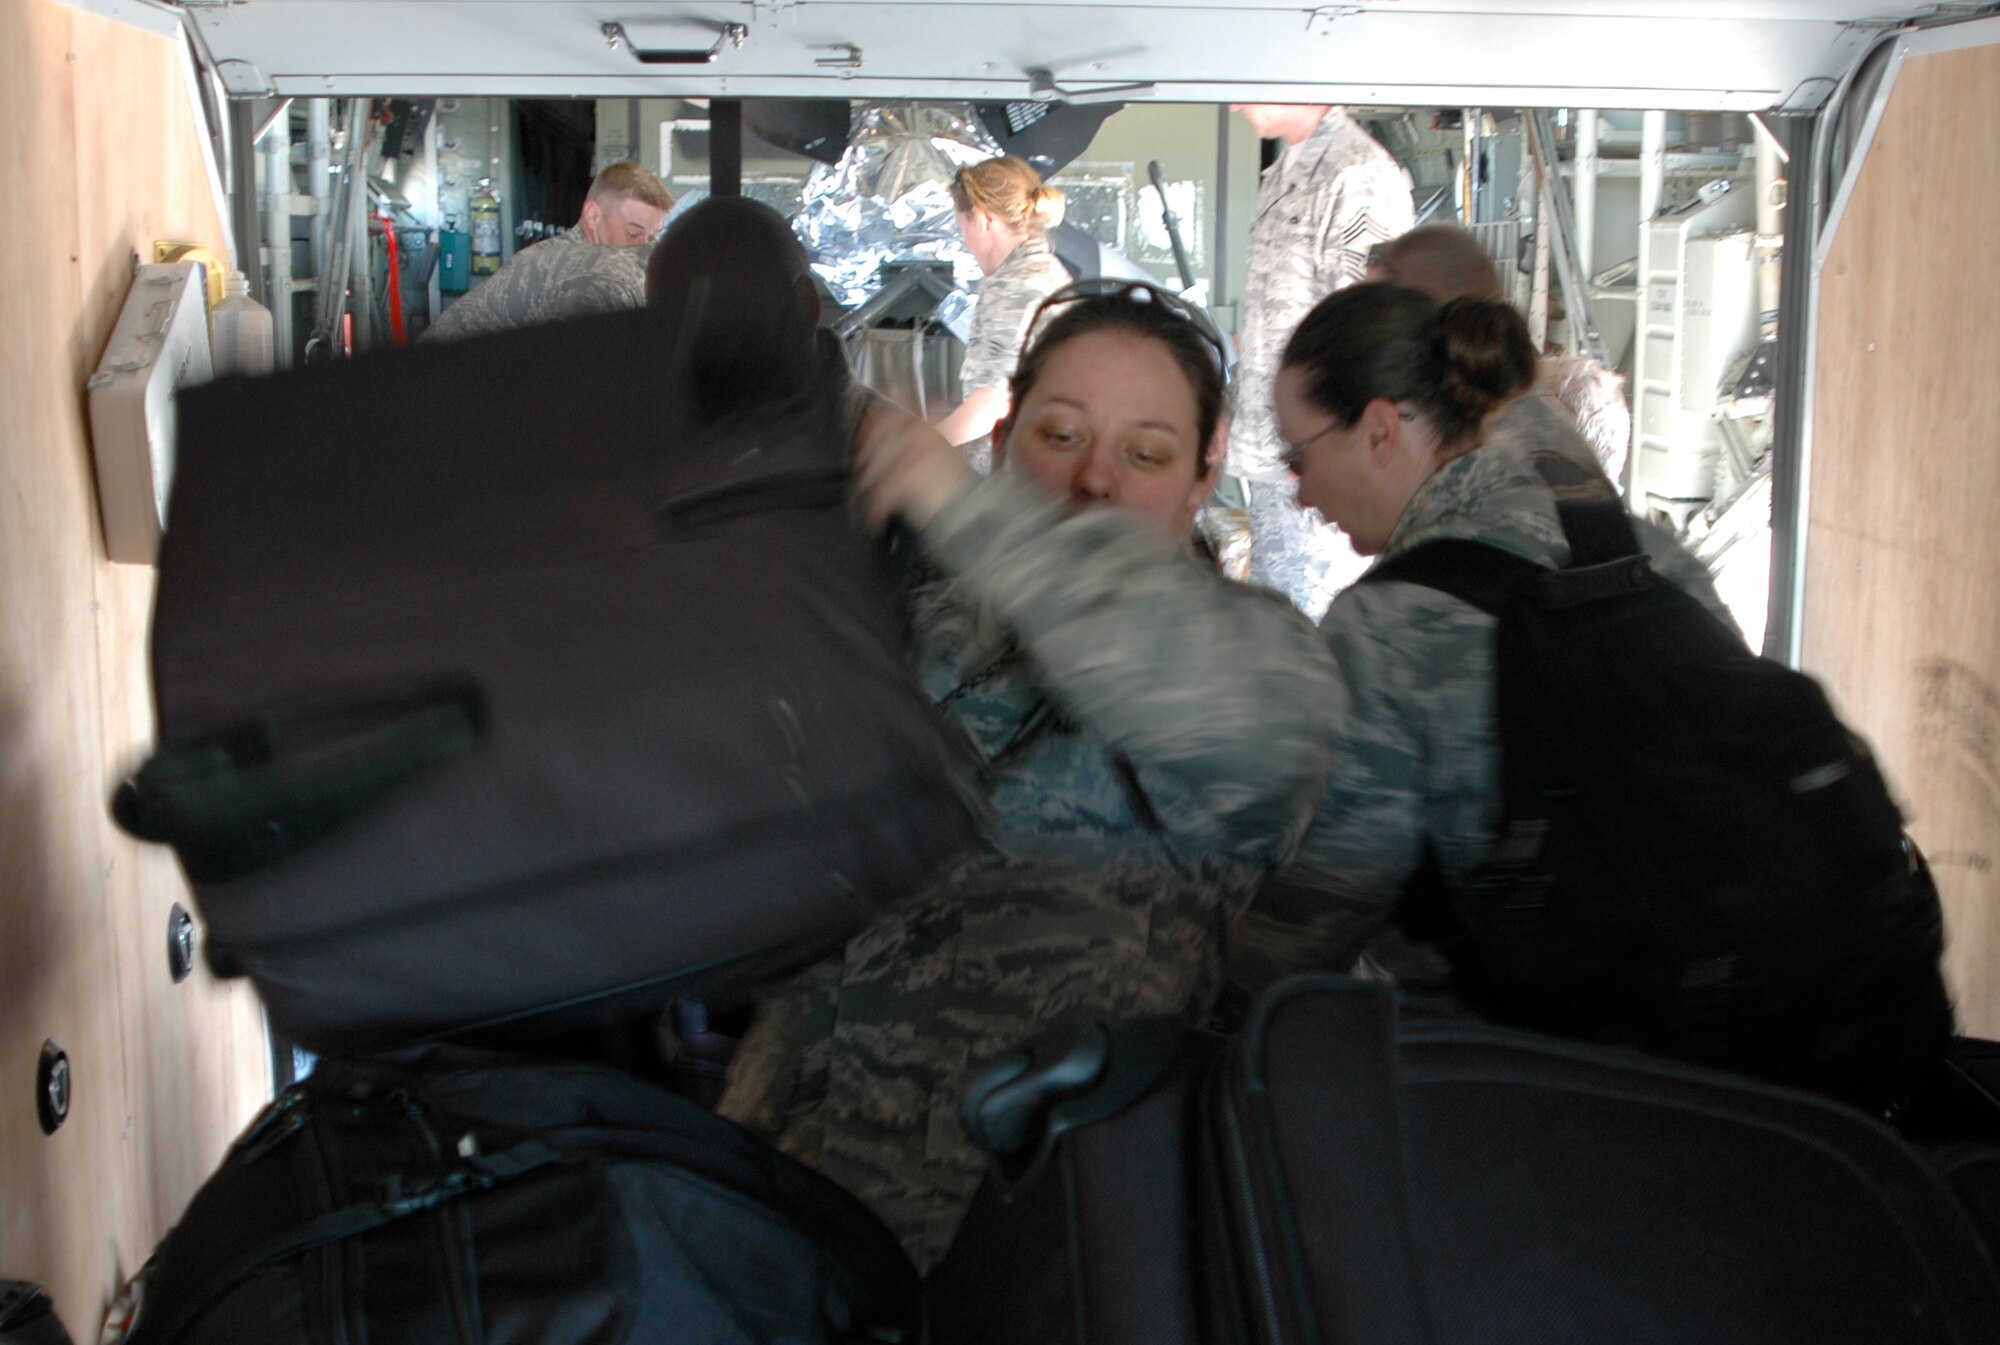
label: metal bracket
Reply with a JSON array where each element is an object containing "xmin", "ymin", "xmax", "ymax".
[
  {"xmin": 1307, "ymin": 6, "xmax": 1363, "ymax": 36},
  {"xmin": 814, "ymin": 43, "xmax": 862, "ymax": 70},
  {"xmin": 214, "ymin": 59, "xmax": 275, "ymax": 97},
  {"xmin": 1025, "ymin": 67, "xmax": 1155, "ymax": 105},
  {"xmin": 253, "ymin": 97, "xmax": 295, "ymax": 146},
  {"xmin": 603, "ymin": 21, "xmax": 748, "ymax": 65},
  {"xmin": 1777, "ymin": 76, "xmax": 1842, "ymax": 113}
]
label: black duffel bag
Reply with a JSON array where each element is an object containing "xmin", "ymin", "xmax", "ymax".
[
  {"xmin": 122, "ymin": 1047, "xmax": 920, "ymax": 1345},
  {"xmin": 116, "ymin": 306, "xmax": 974, "ymax": 1051}
]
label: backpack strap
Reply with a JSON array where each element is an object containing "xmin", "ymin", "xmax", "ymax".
[
  {"xmin": 1554, "ymin": 497, "xmax": 1643, "ymax": 565},
  {"xmin": 1362, "ymin": 536, "xmax": 1575, "ymax": 999},
  {"xmin": 1364, "ymin": 498, "xmax": 1647, "ymax": 609},
  {"xmin": 1362, "ymin": 537, "xmax": 1545, "ymax": 615}
]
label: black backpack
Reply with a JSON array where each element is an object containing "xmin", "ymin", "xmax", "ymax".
[
  {"xmin": 1365, "ymin": 498, "xmax": 1953, "ymax": 1111},
  {"xmin": 123, "ymin": 1047, "xmax": 920, "ymax": 1345}
]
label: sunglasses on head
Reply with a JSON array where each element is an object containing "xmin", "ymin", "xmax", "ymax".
[{"xmin": 1023, "ymin": 279, "xmax": 1234, "ymax": 385}]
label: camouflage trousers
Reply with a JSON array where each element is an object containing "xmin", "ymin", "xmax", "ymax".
[
  {"xmin": 718, "ymin": 850, "xmax": 1247, "ymax": 1271},
  {"xmin": 1247, "ymin": 477, "xmax": 1374, "ymax": 623}
]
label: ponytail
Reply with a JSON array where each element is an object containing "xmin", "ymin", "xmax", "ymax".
[
  {"xmin": 951, "ymin": 156, "xmax": 1062, "ymax": 237},
  {"xmin": 1031, "ymin": 183, "xmax": 1067, "ymax": 231}
]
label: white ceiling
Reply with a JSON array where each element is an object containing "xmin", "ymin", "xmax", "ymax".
[{"xmin": 180, "ymin": 0, "xmax": 1956, "ymax": 109}]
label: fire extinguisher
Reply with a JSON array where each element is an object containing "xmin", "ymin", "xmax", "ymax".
[{"xmin": 469, "ymin": 178, "xmax": 502, "ymax": 277}]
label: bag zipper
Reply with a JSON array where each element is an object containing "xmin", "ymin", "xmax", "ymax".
[
  {"xmin": 400, "ymin": 1095, "xmax": 486, "ymax": 1345},
  {"xmin": 1217, "ymin": 1074, "xmax": 1287, "ymax": 1345}
]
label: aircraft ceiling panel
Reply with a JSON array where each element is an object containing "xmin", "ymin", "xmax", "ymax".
[{"xmin": 181, "ymin": 0, "xmax": 1930, "ymax": 109}]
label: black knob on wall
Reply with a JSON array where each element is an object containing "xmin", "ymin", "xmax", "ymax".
[
  {"xmin": 167, "ymin": 903, "xmax": 196, "ymax": 983},
  {"xmin": 36, "ymin": 1041, "xmax": 69, "ymax": 1135}
]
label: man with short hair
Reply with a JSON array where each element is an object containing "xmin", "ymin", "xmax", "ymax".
[
  {"xmin": 424, "ymin": 161, "xmax": 674, "ymax": 341},
  {"xmin": 576, "ymin": 161, "xmax": 677, "ymax": 245},
  {"xmin": 1230, "ymin": 105, "xmax": 1414, "ymax": 620},
  {"xmin": 1365, "ymin": 221, "xmax": 1506, "ymax": 303}
]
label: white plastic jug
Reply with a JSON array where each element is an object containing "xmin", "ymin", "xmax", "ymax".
[{"xmin": 212, "ymin": 270, "xmax": 275, "ymax": 376}]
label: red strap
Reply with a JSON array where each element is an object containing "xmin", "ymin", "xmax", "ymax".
[{"xmin": 369, "ymin": 213, "xmax": 407, "ymax": 346}]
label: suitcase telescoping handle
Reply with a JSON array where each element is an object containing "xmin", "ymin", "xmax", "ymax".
[
  {"xmin": 962, "ymin": 1018, "xmax": 1188, "ymax": 1184},
  {"xmin": 113, "ymin": 682, "xmax": 485, "ymax": 883}
]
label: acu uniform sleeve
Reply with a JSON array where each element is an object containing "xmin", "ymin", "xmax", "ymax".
[
  {"xmin": 957, "ymin": 276, "xmax": 1039, "ymax": 395},
  {"xmin": 1231, "ymin": 580, "xmax": 1489, "ymax": 991},
  {"xmin": 921, "ymin": 473, "xmax": 1345, "ymax": 870},
  {"xmin": 422, "ymin": 261, "xmax": 515, "ymax": 341},
  {"xmin": 1313, "ymin": 160, "xmax": 1416, "ymax": 296}
]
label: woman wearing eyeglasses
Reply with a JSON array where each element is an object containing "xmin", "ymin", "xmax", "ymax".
[
  {"xmin": 718, "ymin": 281, "xmax": 1342, "ymax": 1271},
  {"xmin": 931, "ymin": 156, "xmax": 1075, "ymax": 462},
  {"xmin": 1228, "ymin": 282, "xmax": 1736, "ymax": 1005},
  {"xmin": 1235, "ymin": 281, "xmax": 1952, "ymax": 1120}
]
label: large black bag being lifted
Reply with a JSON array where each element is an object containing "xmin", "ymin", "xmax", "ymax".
[
  {"xmin": 118, "ymin": 305, "xmax": 975, "ymax": 1051},
  {"xmin": 123, "ymin": 1047, "xmax": 920, "ymax": 1345}
]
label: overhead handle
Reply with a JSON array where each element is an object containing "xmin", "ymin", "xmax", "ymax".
[
  {"xmin": 1025, "ymin": 66, "xmax": 1154, "ymax": 105},
  {"xmin": 602, "ymin": 20, "xmax": 747, "ymax": 65}
]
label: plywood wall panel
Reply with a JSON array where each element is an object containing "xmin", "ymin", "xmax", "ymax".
[
  {"xmin": 0, "ymin": 0, "xmax": 132, "ymax": 1314},
  {"xmin": 65, "ymin": 6, "xmax": 272, "ymax": 1257},
  {"xmin": 1, "ymin": 2, "xmax": 269, "ymax": 1335},
  {"xmin": 98, "ymin": 560, "xmax": 268, "ymax": 1248},
  {"xmin": 71, "ymin": 13, "xmax": 226, "ymax": 386},
  {"xmin": 1805, "ymin": 42, "xmax": 2000, "ymax": 1037}
]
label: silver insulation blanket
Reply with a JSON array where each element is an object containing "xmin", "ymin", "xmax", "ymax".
[{"xmin": 796, "ymin": 102, "xmax": 1001, "ymax": 307}]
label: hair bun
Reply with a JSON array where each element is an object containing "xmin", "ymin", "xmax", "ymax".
[
  {"xmin": 953, "ymin": 157, "xmax": 1065, "ymax": 236},
  {"xmin": 1435, "ymin": 297, "xmax": 1536, "ymax": 425},
  {"xmin": 1033, "ymin": 183, "xmax": 1068, "ymax": 230}
]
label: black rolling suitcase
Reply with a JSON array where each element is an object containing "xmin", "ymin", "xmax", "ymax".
[
  {"xmin": 115, "ymin": 307, "xmax": 974, "ymax": 1051},
  {"xmin": 932, "ymin": 1018, "xmax": 1209, "ymax": 1345},
  {"xmin": 119, "ymin": 1047, "xmax": 919, "ymax": 1345},
  {"xmin": 933, "ymin": 976, "xmax": 2000, "ymax": 1345}
]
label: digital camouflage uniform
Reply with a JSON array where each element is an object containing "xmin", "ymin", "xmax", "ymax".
[
  {"xmin": 1234, "ymin": 108, "xmax": 1415, "ymax": 620},
  {"xmin": 720, "ymin": 471, "xmax": 1342, "ymax": 1270},
  {"xmin": 1227, "ymin": 394, "xmax": 1741, "ymax": 1001},
  {"xmin": 1537, "ymin": 352, "xmax": 1633, "ymax": 487},
  {"xmin": 953, "ymin": 236, "xmax": 1072, "ymax": 472},
  {"xmin": 423, "ymin": 228, "xmax": 651, "ymax": 342}
]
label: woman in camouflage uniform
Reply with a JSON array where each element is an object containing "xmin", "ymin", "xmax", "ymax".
[
  {"xmin": 932, "ymin": 156, "xmax": 1075, "ymax": 462},
  {"xmin": 719, "ymin": 284, "xmax": 1343, "ymax": 1270},
  {"xmin": 1229, "ymin": 282, "xmax": 1734, "ymax": 999}
]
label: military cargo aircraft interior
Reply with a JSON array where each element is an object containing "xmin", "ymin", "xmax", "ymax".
[{"xmin": 7, "ymin": 1, "xmax": 2000, "ymax": 1340}]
